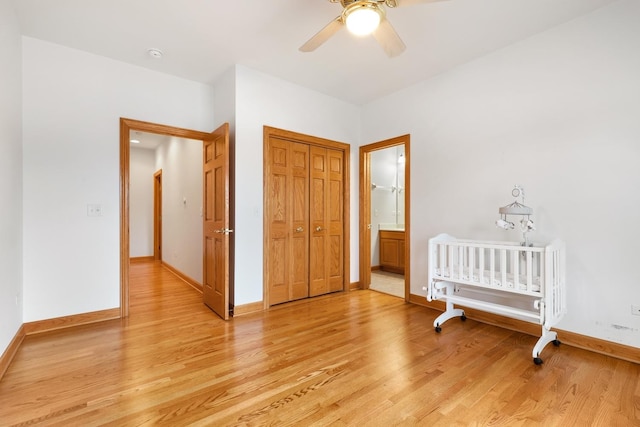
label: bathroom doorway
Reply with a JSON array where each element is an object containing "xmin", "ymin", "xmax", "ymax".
[{"xmin": 359, "ymin": 135, "xmax": 410, "ymax": 300}]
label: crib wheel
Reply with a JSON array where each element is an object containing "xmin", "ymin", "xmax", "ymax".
[
  {"xmin": 533, "ymin": 357, "xmax": 543, "ymax": 365},
  {"xmin": 435, "ymin": 325, "xmax": 442, "ymax": 333},
  {"xmin": 460, "ymin": 314, "xmax": 467, "ymax": 321},
  {"xmin": 553, "ymin": 340, "xmax": 561, "ymax": 347}
]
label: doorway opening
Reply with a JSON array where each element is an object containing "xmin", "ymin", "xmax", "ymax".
[
  {"xmin": 359, "ymin": 135, "xmax": 410, "ymax": 300},
  {"xmin": 120, "ymin": 118, "xmax": 213, "ymax": 317}
]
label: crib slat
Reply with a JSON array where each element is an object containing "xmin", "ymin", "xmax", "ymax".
[
  {"xmin": 469, "ymin": 247, "xmax": 475, "ymax": 282},
  {"xmin": 540, "ymin": 250, "xmax": 546, "ymax": 297},
  {"xmin": 490, "ymin": 249, "xmax": 495, "ymax": 285},
  {"xmin": 512, "ymin": 249, "xmax": 519, "ymax": 289},
  {"xmin": 458, "ymin": 245, "xmax": 463, "ymax": 279},
  {"xmin": 501, "ymin": 249, "xmax": 507, "ymax": 287},
  {"xmin": 552, "ymin": 251, "xmax": 559, "ymax": 314},
  {"xmin": 551, "ymin": 253, "xmax": 556, "ymax": 313},
  {"xmin": 448, "ymin": 245, "xmax": 454, "ymax": 278},
  {"xmin": 526, "ymin": 251, "xmax": 532, "ymax": 291},
  {"xmin": 479, "ymin": 249, "xmax": 485, "ymax": 284},
  {"xmin": 557, "ymin": 250, "xmax": 564, "ymax": 315}
]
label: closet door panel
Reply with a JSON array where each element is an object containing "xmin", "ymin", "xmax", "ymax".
[
  {"xmin": 309, "ymin": 147, "xmax": 345, "ymax": 295},
  {"xmin": 290, "ymin": 142, "xmax": 310, "ymax": 300},
  {"xmin": 328, "ymin": 149, "xmax": 344, "ymax": 292},
  {"xmin": 269, "ymin": 237, "xmax": 288, "ymax": 303},
  {"xmin": 309, "ymin": 147, "xmax": 328, "ymax": 296},
  {"xmin": 267, "ymin": 139, "xmax": 291, "ymax": 305}
]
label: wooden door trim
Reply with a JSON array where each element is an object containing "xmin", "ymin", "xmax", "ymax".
[
  {"xmin": 359, "ymin": 135, "xmax": 411, "ymax": 301},
  {"xmin": 263, "ymin": 126, "xmax": 351, "ymax": 309},
  {"xmin": 153, "ymin": 169, "xmax": 162, "ymax": 261},
  {"xmin": 120, "ymin": 118, "xmax": 211, "ymax": 318}
]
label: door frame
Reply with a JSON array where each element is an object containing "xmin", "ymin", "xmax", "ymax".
[
  {"xmin": 359, "ymin": 135, "xmax": 411, "ymax": 300},
  {"xmin": 153, "ymin": 169, "xmax": 162, "ymax": 261},
  {"xmin": 263, "ymin": 126, "xmax": 351, "ymax": 308},
  {"xmin": 119, "ymin": 118, "xmax": 212, "ymax": 317}
]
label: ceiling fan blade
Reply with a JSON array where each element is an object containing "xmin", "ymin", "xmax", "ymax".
[
  {"xmin": 299, "ymin": 16, "xmax": 344, "ymax": 52},
  {"xmin": 372, "ymin": 18, "xmax": 406, "ymax": 57}
]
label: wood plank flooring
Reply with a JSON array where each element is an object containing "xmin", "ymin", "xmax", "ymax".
[{"xmin": 1, "ymin": 261, "xmax": 639, "ymax": 426}]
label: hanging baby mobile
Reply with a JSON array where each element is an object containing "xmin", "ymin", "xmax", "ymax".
[{"xmin": 495, "ymin": 185, "xmax": 535, "ymax": 246}]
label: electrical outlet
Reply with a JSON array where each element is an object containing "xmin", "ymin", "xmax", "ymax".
[{"xmin": 631, "ymin": 305, "xmax": 640, "ymax": 316}]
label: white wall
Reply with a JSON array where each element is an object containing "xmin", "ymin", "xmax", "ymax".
[
  {"xmin": 155, "ymin": 137, "xmax": 203, "ymax": 282},
  {"xmin": 21, "ymin": 37, "xmax": 215, "ymax": 322},
  {"xmin": 0, "ymin": 0, "xmax": 23, "ymax": 354},
  {"xmin": 362, "ymin": 0, "xmax": 640, "ymax": 347},
  {"xmin": 130, "ymin": 147, "xmax": 155, "ymax": 257},
  {"xmin": 213, "ymin": 66, "xmax": 237, "ymax": 136},
  {"xmin": 233, "ymin": 65, "xmax": 361, "ymax": 305}
]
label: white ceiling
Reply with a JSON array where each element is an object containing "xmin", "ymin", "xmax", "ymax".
[
  {"xmin": 129, "ymin": 131, "xmax": 169, "ymax": 151},
  {"xmin": 12, "ymin": 0, "xmax": 618, "ymax": 105}
]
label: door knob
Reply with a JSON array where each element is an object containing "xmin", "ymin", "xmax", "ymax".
[
  {"xmin": 295, "ymin": 227, "xmax": 304, "ymax": 233},
  {"xmin": 315, "ymin": 226, "xmax": 324, "ymax": 232},
  {"xmin": 214, "ymin": 228, "xmax": 234, "ymax": 234}
]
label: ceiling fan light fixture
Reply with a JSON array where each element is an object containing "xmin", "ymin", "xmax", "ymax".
[{"xmin": 344, "ymin": 2, "xmax": 382, "ymax": 36}]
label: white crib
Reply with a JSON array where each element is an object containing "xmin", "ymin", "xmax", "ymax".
[{"xmin": 426, "ymin": 233, "xmax": 566, "ymax": 364}]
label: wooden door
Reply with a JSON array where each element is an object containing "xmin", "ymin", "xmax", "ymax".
[
  {"xmin": 203, "ymin": 123, "xmax": 231, "ymax": 319},
  {"xmin": 266, "ymin": 137, "xmax": 310, "ymax": 305},
  {"xmin": 264, "ymin": 126, "xmax": 349, "ymax": 307},
  {"xmin": 309, "ymin": 146, "xmax": 344, "ymax": 296},
  {"xmin": 153, "ymin": 169, "xmax": 162, "ymax": 261}
]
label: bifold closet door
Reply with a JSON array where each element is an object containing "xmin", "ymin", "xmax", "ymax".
[
  {"xmin": 309, "ymin": 146, "xmax": 344, "ymax": 297},
  {"xmin": 266, "ymin": 138, "xmax": 310, "ymax": 305}
]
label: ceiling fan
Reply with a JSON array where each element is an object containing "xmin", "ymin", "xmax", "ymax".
[{"xmin": 299, "ymin": 0, "xmax": 445, "ymax": 58}]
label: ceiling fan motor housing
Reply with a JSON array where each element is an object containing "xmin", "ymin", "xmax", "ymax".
[{"xmin": 336, "ymin": 0, "xmax": 397, "ymax": 8}]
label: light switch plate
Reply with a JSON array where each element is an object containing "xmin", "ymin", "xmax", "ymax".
[{"xmin": 87, "ymin": 204, "xmax": 103, "ymax": 217}]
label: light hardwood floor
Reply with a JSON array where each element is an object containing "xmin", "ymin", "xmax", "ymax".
[{"xmin": 1, "ymin": 261, "xmax": 639, "ymax": 426}]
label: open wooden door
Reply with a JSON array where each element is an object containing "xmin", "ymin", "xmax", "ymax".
[{"xmin": 203, "ymin": 123, "xmax": 232, "ymax": 319}]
